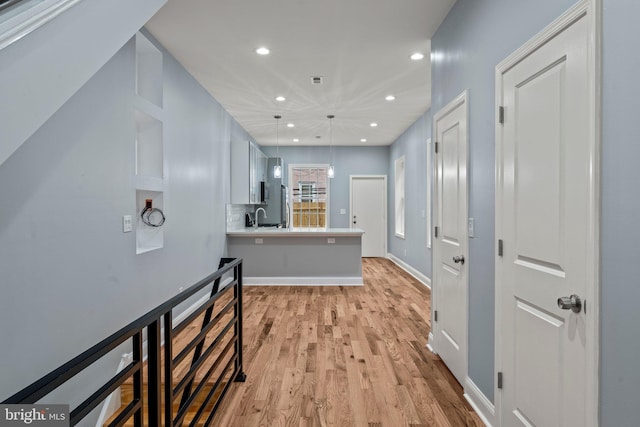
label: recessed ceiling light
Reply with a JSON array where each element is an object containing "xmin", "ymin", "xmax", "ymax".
[
  {"xmin": 385, "ymin": 95, "xmax": 396, "ymax": 101},
  {"xmin": 410, "ymin": 52, "xmax": 424, "ymax": 60},
  {"xmin": 360, "ymin": 138, "xmax": 367, "ymax": 143},
  {"xmin": 287, "ymin": 123, "xmax": 295, "ymax": 128},
  {"xmin": 275, "ymin": 95, "xmax": 286, "ymax": 102},
  {"xmin": 256, "ymin": 47, "xmax": 270, "ymax": 55},
  {"xmin": 370, "ymin": 122, "xmax": 378, "ymax": 127},
  {"xmin": 293, "ymin": 138, "xmax": 299, "ymax": 142}
]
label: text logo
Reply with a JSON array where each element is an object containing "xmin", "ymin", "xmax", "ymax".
[{"xmin": 0, "ymin": 405, "xmax": 69, "ymax": 426}]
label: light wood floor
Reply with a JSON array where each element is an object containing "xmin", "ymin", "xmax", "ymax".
[{"xmin": 210, "ymin": 258, "xmax": 483, "ymax": 427}]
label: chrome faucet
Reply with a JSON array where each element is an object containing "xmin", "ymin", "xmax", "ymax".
[{"xmin": 254, "ymin": 207, "xmax": 267, "ymax": 228}]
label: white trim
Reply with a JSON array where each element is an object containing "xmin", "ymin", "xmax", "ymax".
[
  {"xmin": 494, "ymin": 2, "xmax": 600, "ymax": 426},
  {"xmin": 431, "ymin": 89, "xmax": 470, "ymax": 386},
  {"xmin": 464, "ymin": 377, "xmax": 496, "ymax": 427},
  {"xmin": 0, "ymin": 0, "xmax": 82, "ymax": 51},
  {"xmin": 386, "ymin": 252, "xmax": 431, "ymax": 289},
  {"xmin": 426, "ymin": 332, "xmax": 436, "ymax": 354},
  {"xmin": 349, "ymin": 175, "xmax": 388, "ymax": 256},
  {"xmin": 394, "ymin": 156, "xmax": 406, "ymax": 237},
  {"xmin": 95, "ymin": 353, "xmax": 131, "ymax": 427},
  {"xmin": 586, "ymin": 2, "xmax": 602, "ymax": 425},
  {"xmin": 426, "ymin": 138, "xmax": 433, "ymax": 249},
  {"xmin": 244, "ymin": 276, "xmax": 363, "ymax": 286}
]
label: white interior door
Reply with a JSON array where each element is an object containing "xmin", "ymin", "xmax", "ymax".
[
  {"xmin": 497, "ymin": 6, "xmax": 596, "ymax": 426},
  {"xmin": 350, "ymin": 176, "xmax": 386, "ymax": 257},
  {"xmin": 433, "ymin": 91, "xmax": 468, "ymax": 386}
]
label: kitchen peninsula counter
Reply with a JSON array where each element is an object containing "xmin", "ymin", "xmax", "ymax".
[
  {"xmin": 227, "ymin": 227, "xmax": 364, "ymax": 285},
  {"xmin": 226, "ymin": 227, "xmax": 364, "ymax": 237}
]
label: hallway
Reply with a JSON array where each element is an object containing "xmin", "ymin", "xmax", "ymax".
[{"xmin": 212, "ymin": 258, "xmax": 482, "ymax": 426}]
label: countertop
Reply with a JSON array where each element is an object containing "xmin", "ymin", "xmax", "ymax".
[{"xmin": 226, "ymin": 227, "xmax": 365, "ymax": 237}]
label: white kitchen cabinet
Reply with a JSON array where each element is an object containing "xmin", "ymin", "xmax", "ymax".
[{"xmin": 231, "ymin": 139, "xmax": 267, "ymax": 204}]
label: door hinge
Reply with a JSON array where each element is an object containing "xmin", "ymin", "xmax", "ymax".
[
  {"xmin": 435, "ymin": 226, "xmax": 439, "ymax": 238},
  {"xmin": 498, "ymin": 239, "xmax": 504, "ymax": 257},
  {"xmin": 434, "ymin": 310, "xmax": 438, "ymax": 322},
  {"xmin": 497, "ymin": 372, "xmax": 503, "ymax": 389},
  {"xmin": 434, "ymin": 142, "xmax": 439, "ymax": 153},
  {"xmin": 499, "ymin": 106, "xmax": 505, "ymax": 124}
]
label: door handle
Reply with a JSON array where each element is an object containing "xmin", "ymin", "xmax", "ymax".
[
  {"xmin": 453, "ymin": 255, "xmax": 465, "ymax": 265},
  {"xmin": 557, "ymin": 294, "xmax": 582, "ymax": 313}
]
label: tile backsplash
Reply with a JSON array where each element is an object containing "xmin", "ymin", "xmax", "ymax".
[{"xmin": 226, "ymin": 204, "xmax": 253, "ymax": 231}]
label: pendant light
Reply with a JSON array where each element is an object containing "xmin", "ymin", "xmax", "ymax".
[
  {"xmin": 327, "ymin": 114, "xmax": 335, "ymax": 179},
  {"xmin": 274, "ymin": 115, "xmax": 282, "ymax": 178}
]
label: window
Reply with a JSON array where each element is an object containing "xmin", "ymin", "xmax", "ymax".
[
  {"xmin": 298, "ymin": 181, "xmax": 317, "ymax": 201},
  {"xmin": 395, "ymin": 156, "xmax": 405, "ymax": 238},
  {"xmin": 290, "ymin": 165, "xmax": 329, "ymax": 228}
]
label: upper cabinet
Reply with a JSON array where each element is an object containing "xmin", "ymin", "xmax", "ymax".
[{"xmin": 231, "ymin": 139, "xmax": 267, "ymax": 204}]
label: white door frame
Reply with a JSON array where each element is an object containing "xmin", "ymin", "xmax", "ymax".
[
  {"xmin": 349, "ymin": 175, "xmax": 387, "ymax": 255},
  {"xmin": 426, "ymin": 138, "xmax": 432, "ymax": 250},
  {"xmin": 430, "ymin": 90, "xmax": 470, "ymax": 383},
  {"xmin": 494, "ymin": 1, "xmax": 601, "ymax": 426}
]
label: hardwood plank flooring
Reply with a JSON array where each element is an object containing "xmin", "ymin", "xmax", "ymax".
[{"xmin": 211, "ymin": 258, "xmax": 483, "ymax": 427}]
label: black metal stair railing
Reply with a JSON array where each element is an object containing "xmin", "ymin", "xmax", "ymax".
[{"xmin": 2, "ymin": 257, "xmax": 246, "ymax": 427}]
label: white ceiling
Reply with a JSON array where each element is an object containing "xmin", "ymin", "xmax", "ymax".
[{"xmin": 146, "ymin": 0, "xmax": 456, "ymax": 146}]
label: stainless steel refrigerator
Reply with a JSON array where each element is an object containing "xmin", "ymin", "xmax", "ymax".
[{"xmin": 264, "ymin": 157, "xmax": 288, "ymax": 227}]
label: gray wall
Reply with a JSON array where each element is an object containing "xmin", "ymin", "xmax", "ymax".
[
  {"xmin": 600, "ymin": 0, "xmax": 640, "ymax": 424},
  {"xmin": 0, "ymin": 30, "xmax": 249, "ymax": 402},
  {"xmin": 261, "ymin": 145, "xmax": 389, "ymax": 228},
  {"xmin": 388, "ymin": 110, "xmax": 432, "ymax": 277},
  {"xmin": 431, "ymin": 0, "xmax": 576, "ymax": 401},
  {"xmin": 0, "ymin": 0, "xmax": 166, "ymax": 166}
]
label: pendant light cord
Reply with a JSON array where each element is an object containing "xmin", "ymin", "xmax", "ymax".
[
  {"xmin": 327, "ymin": 114, "xmax": 335, "ymax": 176},
  {"xmin": 275, "ymin": 115, "xmax": 281, "ymax": 169}
]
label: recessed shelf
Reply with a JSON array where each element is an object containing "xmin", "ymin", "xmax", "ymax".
[
  {"xmin": 135, "ymin": 33, "xmax": 163, "ymax": 108},
  {"xmin": 136, "ymin": 190, "xmax": 164, "ymax": 254},
  {"xmin": 135, "ymin": 109, "xmax": 163, "ymax": 180},
  {"xmin": 134, "ymin": 31, "xmax": 165, "ymax": 255}
]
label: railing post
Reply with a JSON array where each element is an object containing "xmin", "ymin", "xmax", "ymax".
[
  {"xmin": 234, "ymin": 261, "xmax": 246, "ymax": 382},
  {"xmin": 163, "ymin": 312, "xmax": 174, "ymax": 426},
  {"xmin": 132, "ymin": 332, "xmax": 143, "ymax": 427},
  {"xmin": 147, "ymin": 319, "xmax": 162, "ymax": 426}
]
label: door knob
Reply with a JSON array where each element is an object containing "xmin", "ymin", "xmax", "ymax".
[
  {"xmin": 557, "ymin": 294, "xmax": 582, "ymax": 313},
  {"xmin": 453, "ymin": 255, "xmax": 465, "ymax": 265}
]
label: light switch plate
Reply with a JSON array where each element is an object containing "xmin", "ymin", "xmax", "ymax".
[
  {"xmin": 340, "ymin": 209, "xmax": 346, "ymax": 215},
  {"xmin": 255, "ymin": 238, "xmax": 263, "ymax": 244},
  {"xmin": 123, "ymin": 215, "xmax": 133, "ymax": 233},
  {"xmin": 468, "ymin": 218, "xmax": 475, "ymax": 238},
  {"xmin": 327, "ymin": 238, "xmax": 336, "ymax": 244}
]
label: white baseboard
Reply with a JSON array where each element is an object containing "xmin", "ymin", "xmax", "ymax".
[
  {"xmin": 386, "ymin": 253, "xmax": 431, "ymax": 289},
  {"xmin": 427, "ymin": 332, "xmax": 437, "ymax": 354},
  {"xmin": 244, "ymin": 276, "xmax": 363, "ymax": 286},
  {"xmin": 95, "ymin": 278, "xmax": 232, "ymax": 427},
  {"xmin": 95, "ymin": 353, "xmax": 131, "ymax": 426},
  {"xmin": 463, "ymin": 377, "xmax": 496, "ymax": 427}
]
